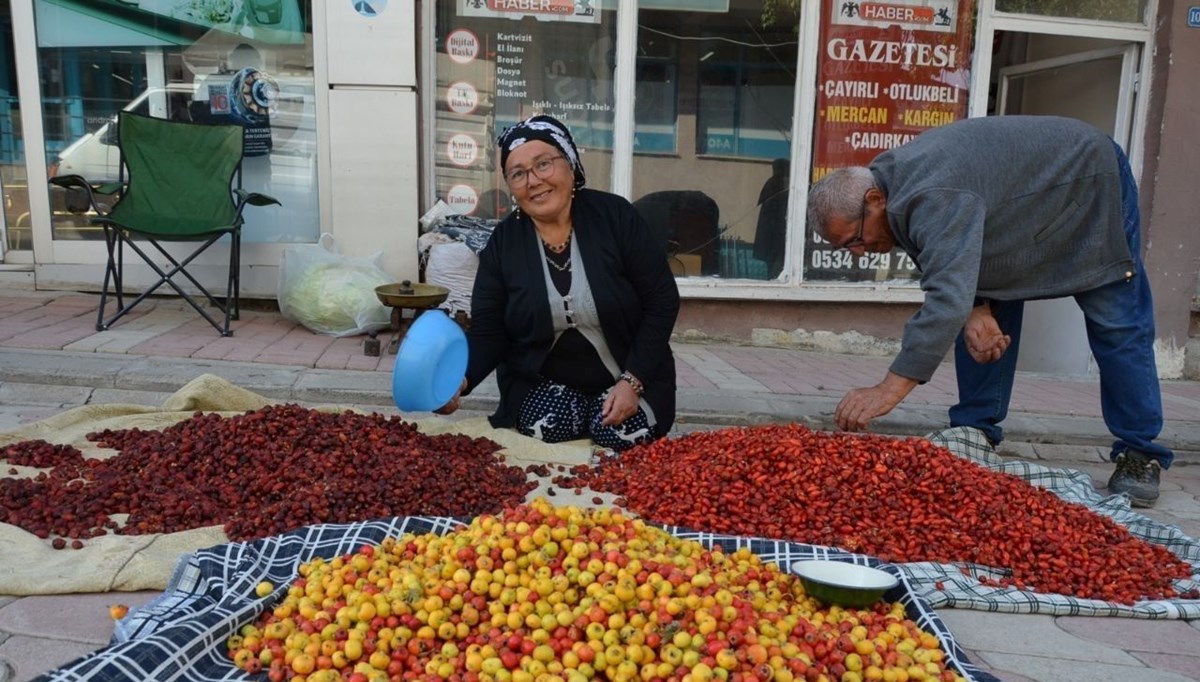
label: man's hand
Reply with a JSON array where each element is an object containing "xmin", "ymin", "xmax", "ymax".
[
  {"xmin": 964, "ymin": 303, "xmax": 1011, "ymax": 364},
  {"xmin": 433, "ymin": 378, "xmax": 469, "ymax": 415},
  {"xmin": 601, "ymin": 380, "xmax": 641, "ymax": 427},
  {"xmin": 834, "ymin": 372, "xmax": 919, "ymax": 432}
]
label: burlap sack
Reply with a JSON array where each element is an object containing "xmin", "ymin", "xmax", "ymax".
[{"xmin": 0, "ymin": 374, "xmax": 598, "ymax": 595}]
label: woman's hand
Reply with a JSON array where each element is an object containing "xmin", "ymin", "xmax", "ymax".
[
  {"xmin": 434, "ymin": 378, "xmax": 469, "ymax": 415},
  {"xmin": 601, "ymin": 380, "xmax": 640, "ymax": 426}
]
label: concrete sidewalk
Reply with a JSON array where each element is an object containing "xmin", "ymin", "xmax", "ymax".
[
  {"xmin": 1, "ymin": 289, "xmax": 1198, "ymax": 450},
  {"xmin": 1, "ymin": 288, "xmax": 1198, "ymax": 681}
]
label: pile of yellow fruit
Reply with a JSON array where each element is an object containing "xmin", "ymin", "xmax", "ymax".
[{"xmin": 227, "ymin": 500, "xmax": 964, "ymax": 682}]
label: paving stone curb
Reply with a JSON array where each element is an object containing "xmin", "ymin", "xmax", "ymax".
[{"xmin": 2, "ymin": 348, "xmax": 1199, "ymax": 455}]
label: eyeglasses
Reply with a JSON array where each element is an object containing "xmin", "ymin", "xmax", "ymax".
[
  {"xmin": 505, "ymin": 155, "xmax": 564, "ymax": 187},
  {"xmin": 839, "ymin": 190, "xmax": 871, "ymax": 250}
]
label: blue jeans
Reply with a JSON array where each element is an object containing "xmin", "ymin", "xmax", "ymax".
[{"xmin": 949, "ymin": 143, "xmax": 1174, "ymax": 468}]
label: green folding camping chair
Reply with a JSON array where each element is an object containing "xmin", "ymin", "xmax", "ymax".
[{"xmin": 50, "ymin": 111, "xmax": 280, "ymax": 336}]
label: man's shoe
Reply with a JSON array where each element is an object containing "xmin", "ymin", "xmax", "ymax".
[{"xmin": 1106, "ymin": 449, "xmax": 1161, "ymax": 507}]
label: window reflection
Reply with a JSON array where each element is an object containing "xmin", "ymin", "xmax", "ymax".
[
  {"xmin": 1, "ymin": 0, "xmax": 31, "ymax": 251},
  {"xmin": 35, "ymin": 0, "xmax": 318, "ymax": 244},
  {"xmin": 697, "ymin": 37, "xmax": 795, "ymax": 160},
  {"xmin": 632, "ymin": 2, "xmax": 798, "ymax": 281},
  {"xmin": 632, "ymin": 28, "xmax": 676, "ymax": 156}
]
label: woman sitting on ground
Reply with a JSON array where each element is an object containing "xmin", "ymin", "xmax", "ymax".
[{"xmin": 437, "ymin": 114, "xmax": 679, "ymax": 452}]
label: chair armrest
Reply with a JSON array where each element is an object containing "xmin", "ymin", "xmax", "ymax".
[
  {"xmin": 48, "ymin": 175, "xmax": 122, "ymax": 215},
  {"xmin": 232, "ymin": 188, "xmax": 281, "ymax": 223},
  {"xmin": 48, "ymin": 174, "xmax": 89, "ymax": 190},
  {"xmin": 234, "ymin": 188, "xmax": 281, "ymax": 207}
]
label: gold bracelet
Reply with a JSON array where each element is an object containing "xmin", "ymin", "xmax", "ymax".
[{"xmin": 618, "ymin": 371, "xmax": 645, "ymax": 396}]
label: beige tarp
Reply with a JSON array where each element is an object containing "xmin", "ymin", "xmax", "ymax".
[{"xmin": 0, "ymin": 374, "xmax": 608, "ymax": 595}]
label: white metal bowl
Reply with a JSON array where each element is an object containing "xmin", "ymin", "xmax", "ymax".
[{"xmin": 791, "ymin": 560, "xmax": 899, "ymax": 608}]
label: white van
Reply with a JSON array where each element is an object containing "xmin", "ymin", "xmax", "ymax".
[
  {"xmin": 50, "ymin": 76, "xmax": 315, "ymax": 183},
  {"xmin": 49, "ymin": 84, "xmax": 197, "ymax": 184}
]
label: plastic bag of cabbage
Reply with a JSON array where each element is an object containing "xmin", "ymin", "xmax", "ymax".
[{"xmin": 277, "ymin": 233, "xmax": 392, "ymax": 337}]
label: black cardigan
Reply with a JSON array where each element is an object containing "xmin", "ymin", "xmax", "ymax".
[{"xmin": 464, "ymin": 188, "xmax": 681, "ymax": 434}]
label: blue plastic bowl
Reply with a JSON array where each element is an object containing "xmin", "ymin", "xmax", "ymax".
[{"xmin": 392, "ymin": 310, "xmax": 468, "ymax": 412}]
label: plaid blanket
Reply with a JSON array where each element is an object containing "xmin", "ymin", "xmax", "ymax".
[
  {"xmin": 925, "ymin": 426, "xmax": 1200, "ymax": 617},
  {"xmin": 36, "ymin": 517, "xmax": 1000, "ymax": 682}
]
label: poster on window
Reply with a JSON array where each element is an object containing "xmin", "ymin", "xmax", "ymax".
[
  {"xmin": 432, "ymin": 1, "xmax": 616, "ymax": 214},
  {"xmin": 805, "ymin": 0, "xmax": 974, "ymax": 283},
  {"xmin": 447, "ymin": 0, "xmax": 614, "ymax": 131},
  {"xmin": 196, "ymin": 68, "xmax": 276, "ymax": 156}
]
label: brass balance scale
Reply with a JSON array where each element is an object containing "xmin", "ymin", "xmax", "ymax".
[{"xmin": 369, "ymin": 280, "xmax": 452, "ymax": 356}]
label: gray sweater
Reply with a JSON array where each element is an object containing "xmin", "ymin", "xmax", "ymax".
[{"xmin": 869, "ymin": 116, "xmax": 1134, "ymax": 382}]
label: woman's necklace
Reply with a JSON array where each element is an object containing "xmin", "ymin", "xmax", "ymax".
[
  {"xmin": 544, "ymin": 243, "xmax": 571, "ymax": 272},
  {"xmin": 541, "ymin": 225, "xmax": 572, "ymax": 272},
  {"xmin": 541, "ymin": 226, "xmax": 572, "ymax": 254}
]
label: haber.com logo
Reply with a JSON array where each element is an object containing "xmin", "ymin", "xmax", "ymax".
[
  {"xmin": 838, "ymin": 1, "xmax": 955, "ymax": 29},
  {"xmin": 473, "ymin": 0, "xmax": 574, "ymax": 15}
]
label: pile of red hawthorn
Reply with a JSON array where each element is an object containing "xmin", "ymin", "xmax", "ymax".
[
  {"xmin": 0, "ymin": 404, "xmax": 535, "ymax": 543},
  {"xmin": 554, "ymin": 424, "xmax": 1195, "ymax": 604}
]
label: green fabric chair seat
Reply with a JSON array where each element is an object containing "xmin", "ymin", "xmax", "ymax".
[{"xmin": 100, "ymin": 212, "xmax": 238, "ymax": 239}]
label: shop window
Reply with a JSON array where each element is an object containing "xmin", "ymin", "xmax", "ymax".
[
  {"xmin": 33, "ymin": 0, "xmax": 318, "ymax": 244},
  {"xmin": 432, "ymin": 1, "xmax": 800, "ymax": 281},
  {"xmin": 696, "ymin": 47, "xmax": 794, "ymax": 161},
  {"xmin": 632, "ymin": 3, "xmax": 799, "ymax": 281},
  {"xmin": 995, "ymin": 0, "xmax": 1147, "ymax": 23}
]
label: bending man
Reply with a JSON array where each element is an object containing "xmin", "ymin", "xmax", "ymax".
[{"xmin": 807, "ymin": 115, "xmax": 1173, "ymax": 507}]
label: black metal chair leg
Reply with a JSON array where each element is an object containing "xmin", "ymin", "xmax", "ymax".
[
  {"xmin": 232, "ymin": 231, "xmax": 241, "ymax": 321},
  {"xmin": 96, "ymin": 226, "xmax": 119, "ymax": 331}
]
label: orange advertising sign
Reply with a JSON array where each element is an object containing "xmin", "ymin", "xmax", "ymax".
[{"xmin": 806, "ymin": 0, "xmax": 975, "ymax": 282}]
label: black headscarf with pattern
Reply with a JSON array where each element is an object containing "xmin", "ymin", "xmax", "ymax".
[{"xmin": 497, "ymin": 114, "xmax": 587, "ymax": 190}]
